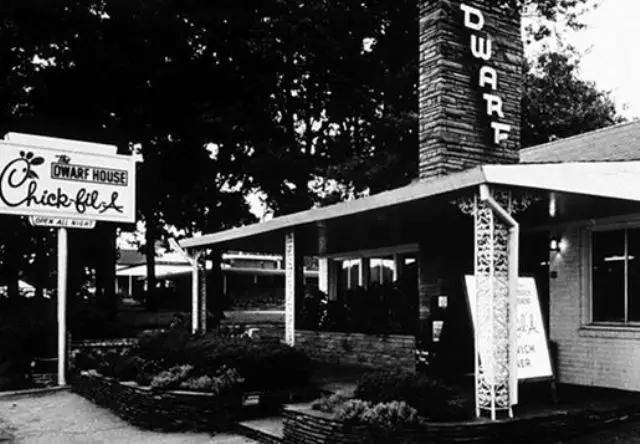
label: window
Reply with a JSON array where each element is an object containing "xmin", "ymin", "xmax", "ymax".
[
  {"xmin": 591, "ymin": 228, "xmax": 640, "ymax": 323},
  {"xmin": 341, "ymin": 259, "xmax": 360, "ymax": 289},
  {"xmin": 369, "ymin": 257, "xmax": 394, "ymax": 285}
]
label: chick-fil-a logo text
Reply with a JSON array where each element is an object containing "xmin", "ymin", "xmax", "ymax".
[{"xmin": 0, "ymin": 151, "xmax": 123, "ymax": 215}]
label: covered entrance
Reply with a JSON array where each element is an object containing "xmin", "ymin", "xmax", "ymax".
[{"xmin": 180, "ymin": 160, "xmax": 640, "ymax": 419}]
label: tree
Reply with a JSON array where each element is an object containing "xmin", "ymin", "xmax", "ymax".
[
  {"xmin": 522, "ymin": 49, "xmax": 623, "ymax": 147},
  {"xmin": 306, "ymin": 0, "xmax": 617, "ymax": 198}
]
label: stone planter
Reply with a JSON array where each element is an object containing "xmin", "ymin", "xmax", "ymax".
[
  {"xmin": 72, "ymin": 372, "xmax": 242, "ymax": 432},
  {"xmin": 283, "ymin": 400, "xmax": 640, "ymax": 444}
]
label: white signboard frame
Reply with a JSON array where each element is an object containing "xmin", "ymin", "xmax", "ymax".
[
  {"xmin": 465, "ymin": 275, "xmax": 554, "ymax": 381},
  {"xmin": 0, "ymin": 140, "xmax": 136, "ymax": 223}
]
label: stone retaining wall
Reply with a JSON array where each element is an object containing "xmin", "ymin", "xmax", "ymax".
[
  {"xmin": 72, "ymin": 372, "xmax": 241, "ymax": 432},
  {"xmin": 294, "ymin": 330, "xmax": 415, "ymax": 371},
  {"xmin": 71, "ymin": 338, "xmax": 138, "ymax": 352},
  {"xmin": 282, "ymin": 401, "xmax": 640, "ymax": 444}
]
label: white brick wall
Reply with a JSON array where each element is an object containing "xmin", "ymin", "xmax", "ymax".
[{"xmin": 550, "ymin": 225, "xmax": 640, "ymax": 391}]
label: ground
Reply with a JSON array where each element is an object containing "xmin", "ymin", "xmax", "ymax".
[
  {"xmin": 0, "ymin": 390, "xmax": 257, "ymax": 443},
  {"xmin": 565, "ymin": 422, "xmax": 640, "ymax": 444}
]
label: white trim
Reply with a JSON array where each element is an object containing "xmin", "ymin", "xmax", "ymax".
[
  {"xmin": 526, "ymin": 213, "xmax": 640, "ymax": 233},
  {"xmin": 579, "ymin": 326, "xmax": 640, "ymax": 340},
  {"xmin": 326, "ymin": 243, "xmax": 418, "ymax": 260}
]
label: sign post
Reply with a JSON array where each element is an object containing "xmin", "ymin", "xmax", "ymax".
[
  {"xmin": 57, "ymin": 227, "xmax": 68, "ymax": 386},
  {"xmin": 0, "ymin": 133, "xmax": 136, "ymax": 387}
]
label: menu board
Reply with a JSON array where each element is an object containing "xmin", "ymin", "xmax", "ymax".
[{"xmin": 465, "ymin": 275, "xmax": 553, "ymax": 380}]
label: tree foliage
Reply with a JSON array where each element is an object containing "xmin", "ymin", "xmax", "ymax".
[
  {"xmin": 0, "ymin": 0, "xmax": 623, "ymax": 311},
  {"xmin": 522, "ymin": 49, "xmax": 623, "ymax": 147}
]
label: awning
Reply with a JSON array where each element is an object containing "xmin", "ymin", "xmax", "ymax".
[{"xmin": 179, "ymin": 161, "xmax": 640, "ymax": 254}]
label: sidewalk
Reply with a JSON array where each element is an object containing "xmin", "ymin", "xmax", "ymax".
[{"xmin": 0, "ymin": 390, "xmax": 257, "ymax": 443}]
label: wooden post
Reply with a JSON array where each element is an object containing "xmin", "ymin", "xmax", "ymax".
[{"xmin": 57, "ymin": 228, "xmax": 67, "ymax": 386}]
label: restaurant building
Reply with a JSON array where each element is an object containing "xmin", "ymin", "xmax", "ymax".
[{"xmin": 180, "ymin": 0, "xmax": 640, "ymax": 419}]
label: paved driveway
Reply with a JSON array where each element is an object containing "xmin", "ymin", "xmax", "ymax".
[{"xmin": 0, "ymin": 390, "xmax": 256, "ymax": 443}]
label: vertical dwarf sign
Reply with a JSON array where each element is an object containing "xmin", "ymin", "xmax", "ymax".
[{"xmin": 461, "ymin": 3, "xmax": 511, "ymax": 145}]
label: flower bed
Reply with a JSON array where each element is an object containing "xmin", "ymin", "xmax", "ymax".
[
  {"xmin": 71, "ymin": 326, "xmax": 311, "ymax": 393},
  {"xmin": 71, "ymin": 325, "xmax": 313, "ymax": 429},
  {"xmin": 73, "ymin": 371, "xmax": 241, "ymax": 432},
  {"xmin": 284, "ymin": 401, "xmax": 640, "ymax": 444},
  {"xmin": 286, "ymin": 369, "xmax": 640, "ymax": 443}
]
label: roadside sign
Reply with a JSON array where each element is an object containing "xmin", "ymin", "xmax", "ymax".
[
  {"xmin": 1, "ymin": 133, "xmax": 138, "ymax": 388},
  {"xmin": 0, "ymin": 140, "xmax": 135, "ymax": 223}
]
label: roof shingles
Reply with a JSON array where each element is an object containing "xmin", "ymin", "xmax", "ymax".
[{"xmin": 520, "ymin": 120, "xmax": 640, "ymax": 163}]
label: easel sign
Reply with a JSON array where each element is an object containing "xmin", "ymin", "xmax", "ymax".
[
  {"xmin": 464, "ymin": 275, "xmax": 556, "ymax": 390},
  {"xmin": 0, "ymin": 133, "xmax": 136, "ymax": 386}
]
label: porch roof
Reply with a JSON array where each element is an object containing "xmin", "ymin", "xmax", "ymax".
[{"xmin": 180, "ymin": 161, "xmax": 640, "ymax": 253}]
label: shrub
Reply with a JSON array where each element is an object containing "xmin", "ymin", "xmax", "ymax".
[
  {"xmin": 336, "ymin": 400, "xmax": 425, "ymax": 442},
  {"xmin": 135, "ymin": 359, "xmax": 164, "ymax": 386},
  {"xmin": 354, "ymin": 369, "xmax": 470, "ymax": 421},
  {"xmin": 134, "ymin": 328, "xmax": 191, "ymax": 364},
  {"xmin": 361, "ymin": 401, "xmax": 424, "ymax": 433},
  {"xmin": 180, "ymin": 366, "xmax": 244, "ymax": 395},
  {"xmin": 96, "ymin": 350, "xmax": 125, "ymax": 378},
  {"xmin": 180, "ymin": 375, "xmax": 217, "ymax": 392},
  {"xmin": 72, "ymin": 349, "xmax": 100, "ymax": 371},
  {"xmin": 150, "ymin": 364, "xmax": 194, "ymax": 390},
  {"xmin": 103, "ymin": 328, "xmax": 311, "ymax": 392},
  {"xmin": 336, "ymin": 399, "xmax": 373, "ymax": 423},
  {"xmin": 311, "ymin": 393, "xmax": 350, "ymax": 413},
  {"xmin": 114, "ymin": 355, "xmax": 145, "ymax": 381},
  {"xmin": 177, "ymin": 333, "xmax": 311, "ymax": 391}
]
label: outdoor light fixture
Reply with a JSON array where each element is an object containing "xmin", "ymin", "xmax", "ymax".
[{"xmin": 549, "ymin": 237, "xmax": 561, "ymax": 253}]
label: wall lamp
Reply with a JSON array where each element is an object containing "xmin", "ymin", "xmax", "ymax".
[{"xmin": 549, "ymin": 237, "xmax": 561, "ymax": 253}]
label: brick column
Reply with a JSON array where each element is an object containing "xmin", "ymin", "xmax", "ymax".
[{"xmin": 418, "ymin": 0, "xmax": 523, "ymax": 180}]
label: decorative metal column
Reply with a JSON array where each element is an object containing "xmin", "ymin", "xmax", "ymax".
[{"xmin": 473, "ymin": 185, "xmax": 520, "ymax": 420}]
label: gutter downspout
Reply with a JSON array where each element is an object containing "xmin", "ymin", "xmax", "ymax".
[{"xmin": 479, "ymin": 184, "xmax": 520, "ymax": 410}]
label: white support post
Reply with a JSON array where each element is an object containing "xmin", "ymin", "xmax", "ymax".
[
  {"xmin": 318, "ymin": 257, "xmax": 329, "ymax": 294},
  {"xmin": 191, "ymin": 252, "xmax": 199, "ymax": 334},
  {"xmin": 285, "ymin": 231, "xmax": 297, "ymax": 346},
  {"xmin": 57, "ymin": 228, "xmax": 68, "ymax": 387},
  {"xmin": 198, "ymin": 253, "xmax": 207, "ymax": 333},
  {"xmin": 393, "ymin": 253, "xmax": 404, "ymax": 281}
]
